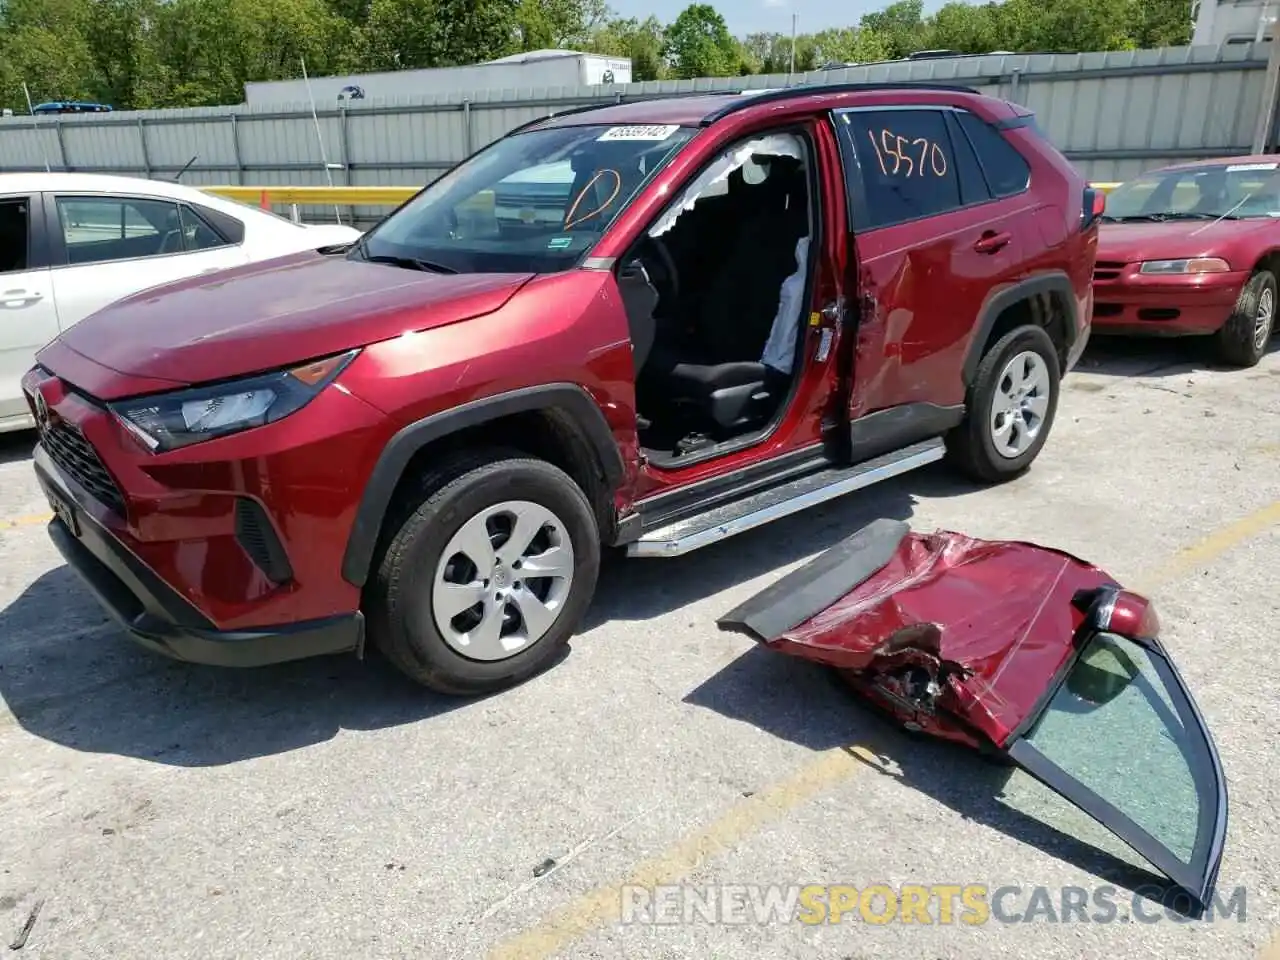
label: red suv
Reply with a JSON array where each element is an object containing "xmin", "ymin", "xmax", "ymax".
[{"xmin": 24, "ymin": 84, "xmax": 1100, "ymax": 694}]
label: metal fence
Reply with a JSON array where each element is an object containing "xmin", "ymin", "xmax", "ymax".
[{"xmin": 1, "ymin": 42, "xmax": 1273, "ymax": 225}]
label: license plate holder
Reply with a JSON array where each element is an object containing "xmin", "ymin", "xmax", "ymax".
[{"xmin": 48, "ymin": 487, "xmax": 80, "ymax": 537}]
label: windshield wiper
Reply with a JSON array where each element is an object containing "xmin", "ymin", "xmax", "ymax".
[
  {"xmin": 364, "ymin": 254, "xmax": 458, "ymax": 274},
  {"xmin": 348, "ymin": 236, "xmax": 457, "ymax": 273},
  {"xmin": 1111, "ymin": 212, "xmax": 1241, "ymax": 222}
]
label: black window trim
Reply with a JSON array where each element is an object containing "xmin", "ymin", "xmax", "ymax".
[
  {"xmin": 45, "ymin": 192, "xmax": 227, "ymax": 269},
  {"xmin": 834, "ymin": 104, "xmax": 1034, "ymax": 233}
]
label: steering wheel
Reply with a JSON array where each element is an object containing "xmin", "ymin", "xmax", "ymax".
[{"xmin": 635, "ymin": 234, "xmax": 680, "ymax": 305}]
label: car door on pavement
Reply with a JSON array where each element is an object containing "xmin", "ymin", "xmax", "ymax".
[
  {"xmin": 0, "ymin": 194, "xmax": 59, "ymax": 427},
  {"xmin": 47, "ymin": 193, "xmax": 249, "ymax": 332},
  {"xmin": 835, "ymin": 106, "xmax": 1036, "ymax": 418}
]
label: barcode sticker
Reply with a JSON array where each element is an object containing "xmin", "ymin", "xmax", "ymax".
[{"xmin": 597, "ymin": 125, "xmax": 680, "ymax": 142}]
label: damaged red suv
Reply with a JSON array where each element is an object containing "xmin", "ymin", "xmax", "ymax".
[{"xmin": 25, "ymin": 83, "xmax": 1100, "ymax": 694}]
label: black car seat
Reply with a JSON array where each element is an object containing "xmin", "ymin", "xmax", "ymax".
[{"xmin": 646, "ymin": 157, "xmax": 809, "ymax": 431}]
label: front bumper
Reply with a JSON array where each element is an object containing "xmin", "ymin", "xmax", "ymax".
[
  {"xmin": 35, "ymin": 448, "xmax": 364, "ymax": 667},
  {"xmin": 1091, "ymin": 266, "xmax": 1248, "ymax": 336}
]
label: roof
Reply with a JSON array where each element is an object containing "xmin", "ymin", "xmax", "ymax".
[
  {"xmin": 530, "ymin": 82, "xmax": 982, "ymax": 132},
  {"xmin": 0, "ymin": 171, "xmax": 210, "ymax": 199}
]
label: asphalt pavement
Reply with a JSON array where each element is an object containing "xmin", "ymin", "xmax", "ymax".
[{"xmin": 1, "ymin": 337, "xmax": 1278, "ymax": 959}]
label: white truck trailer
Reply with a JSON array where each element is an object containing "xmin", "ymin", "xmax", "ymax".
[{"xmin": 242, "ymin": 49, "xmax": 633, "ymax": 106}]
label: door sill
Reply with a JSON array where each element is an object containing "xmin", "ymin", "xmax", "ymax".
[{"xmin": 627, "ymin": 438, "xmax": 945, "ymax": 558}]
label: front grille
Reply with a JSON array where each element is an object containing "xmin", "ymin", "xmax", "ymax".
[
  {"xmin": 40, "ymin": 419, "xmax": 126, "ymax": 516},
  {"xmin": 1094, "ymin": 261, "xmax": 1126, "ymax": 282},
  {"xmin": 1093, "ymin": 302, "xmax": 1123, "ymax": 317}
]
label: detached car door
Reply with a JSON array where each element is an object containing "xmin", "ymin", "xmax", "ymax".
[
  {"xmin": 719, "ymin": 518, "xmax": 1228, "ymax": 915},
  {"xmin": 48, "ymin": 193, "xmax": 248, "ymax": 330},
  {"xmin": 0, "ymin": 192, "xmax": 60, "ymax": 428}
]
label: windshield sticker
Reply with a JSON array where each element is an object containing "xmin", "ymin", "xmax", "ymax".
[
  {"xmin": 1227, "ymin": 162, "xmax": 1279, "ymax": 172},
  {"xmin": 547, "ymin": 236, "xmax": 573, "ymax": 249},
  {"xmin": 597, "ymin": 124, "xmax": 679, "ymax": 142}
]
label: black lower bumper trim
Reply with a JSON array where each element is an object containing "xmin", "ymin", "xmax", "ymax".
[{"xmin": 37, "ymin": 453, "xmax": 362, "ymax": 668}]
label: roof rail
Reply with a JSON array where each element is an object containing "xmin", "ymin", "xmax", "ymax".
[
  {"xmin": 503, "ymin": 101, "xmax": 615, "ymax": 138},
  {"xmin": 700, "ymin": 81, "xmax": 980, "ymax": 125}
]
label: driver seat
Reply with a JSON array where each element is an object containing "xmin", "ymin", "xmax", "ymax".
[{"xmin": 645, "ymin": 160, "xmax": 808, "ymax": 432}]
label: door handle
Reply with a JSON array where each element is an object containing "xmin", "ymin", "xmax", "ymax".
[
  {"xmin": 0, "ymin": 289, "xmax": 42, "ymax": 308},
  {"xmin": 973, "ymin": 231, "xmax": 1012, "ymax": 255}
]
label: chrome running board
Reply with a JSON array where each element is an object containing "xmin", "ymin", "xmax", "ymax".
[{"xmin": 627, "ymin": 438, "xmax": 945, "ymax": 558}]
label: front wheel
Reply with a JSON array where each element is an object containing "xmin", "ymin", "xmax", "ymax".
[
  {"xmin": 1214, "ymin": 269, "xmax": 1275, "ymax": 368},
  {"xmin": 367, "ymin": 450, "xmax": 601, "ymax": 695},
  {"xmin": 947, "ymin": 324, "xmax": 1062, "ymax": 484}
]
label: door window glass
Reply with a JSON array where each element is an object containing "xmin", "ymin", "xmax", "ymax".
[
  {"xmin": 839, "ymin": 109, "xmax": 963, "ymax": 228},
  {"xmin": 0, "ymin": 198, "xmax": 29, "ymax": 274},
  {"xmin": 1022, "ymin": 632, "xmax": 1203, "ymax": 864},
  {"xmin": 56, "ymin": 196, "xmax": 184, "ymax": 265}
]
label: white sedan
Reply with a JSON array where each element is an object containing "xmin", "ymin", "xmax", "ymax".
[{"xmin": 0, "ymin": 172, "xmax": 362, "ymax": 433}]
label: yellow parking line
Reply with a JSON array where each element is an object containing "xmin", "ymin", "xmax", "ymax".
[
  {"xmin": 488, "ymin": 499, "xmax": 1280, "ymax": 960},
  {"xmin": 488, "ymin": 747, "xmax": 862, "ymax": 960},
  {"xmin": 1132, "ymin": 499, "xmax": 1280, "ymax": 593},
  {"xmin": 1, "ymin": 512, "xmax": 52, "ymax": 529}
]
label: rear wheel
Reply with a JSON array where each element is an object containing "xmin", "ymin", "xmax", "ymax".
[
  {"xmin": 1214, "ymin": 269, "xmax": 1275, "ymax": 368},
  {"xmin": 367, "ymin": 450, "xmax": 600, "ymax": 695},
  {"xmin": 947, "ymin": 324, "xmax": 1061, "ymax": 483}
]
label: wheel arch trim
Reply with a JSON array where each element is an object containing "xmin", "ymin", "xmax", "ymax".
[
  {"xmin": 963, "ymin": 271, "xmax": 1079, "ymax": 386},
  {"xmin": 341, "ymin": 383, "xmax": 625, "ymax": 588}
]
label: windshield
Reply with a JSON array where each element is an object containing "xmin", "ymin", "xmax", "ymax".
[
  {"xmin": 354, "ymin": 123, "xmax": 697, "ymax": 274},
  {"xmin": 1104, "ymin": 161, "xmax": 1280, "ymax": 222}
]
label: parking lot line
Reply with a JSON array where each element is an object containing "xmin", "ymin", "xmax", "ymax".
[
  {"xmin": 487, "ymin": 746, "xmax": 865, "ymax": 960},
  {"xmin": 487, "ymin": 498, "xmax": 1280, "ymax": 960},
  {"xmin": 2, "ymin": 512, "xmax": 52, "ymax": 529}
]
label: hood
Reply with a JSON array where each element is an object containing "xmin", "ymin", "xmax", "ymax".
[
  {"xmin": 1098, "ymin": 217, "xmax": 1272, "ymax": 264},
  {"xmin": 48, "ymin": 251, "xmax": 534, "ymax": 388},
  {"xmin": 718, "ymin": 518, "xmax": 1111, "ymax": 748}
]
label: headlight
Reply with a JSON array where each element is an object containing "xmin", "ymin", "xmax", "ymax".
[
  {"xmin": 1139, "ymin": 257, "xmax": 1230, "ymax": 275},
  {"xmin": 111, "ymin": 349, "xmax": 359, "ymax": 452}
]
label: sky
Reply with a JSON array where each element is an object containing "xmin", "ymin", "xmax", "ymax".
[{"xmin": 606, "ymin": 0, "xmax": 962, "ymax": 36}]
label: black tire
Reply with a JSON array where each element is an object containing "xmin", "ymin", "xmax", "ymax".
[
  {"xmin": 367, "ymin": 449, "xmax": 600, "ymax": 695},
  {"xmin": 1214, "ymin": 269, "xmax": 1276, "ymax": 368},
  {"xmin": 946, "ymin": 323, "xmax": 1062, "ymax": 484}
]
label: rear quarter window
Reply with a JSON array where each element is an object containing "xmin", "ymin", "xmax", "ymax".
[{"xmin": 955, "ymin": 111, "xmax": 1032, "ymax": 197}]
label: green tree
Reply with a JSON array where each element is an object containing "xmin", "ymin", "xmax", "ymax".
[
  {"xmin": 859, "ymin": 0, "xmax": 927, "ymax": 59},
  {"xmin": 516, "ymin": 0, "xmax": 609, "ymax": 50},
  {"xmin": 586, "ymin": 14, "xmax": 665, "ymax": 80},
  {"xmin": 810, "ymin": 26, "xmax": 890, "ymax": 65},
  {"xmin": 663, "ymin": 3, "xmax": 737, "ymax": 78}
]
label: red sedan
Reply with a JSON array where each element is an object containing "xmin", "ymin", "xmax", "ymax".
[{"xmin": 1092, "ymin": 155, "xmax": 1280, "ymax": 367}]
